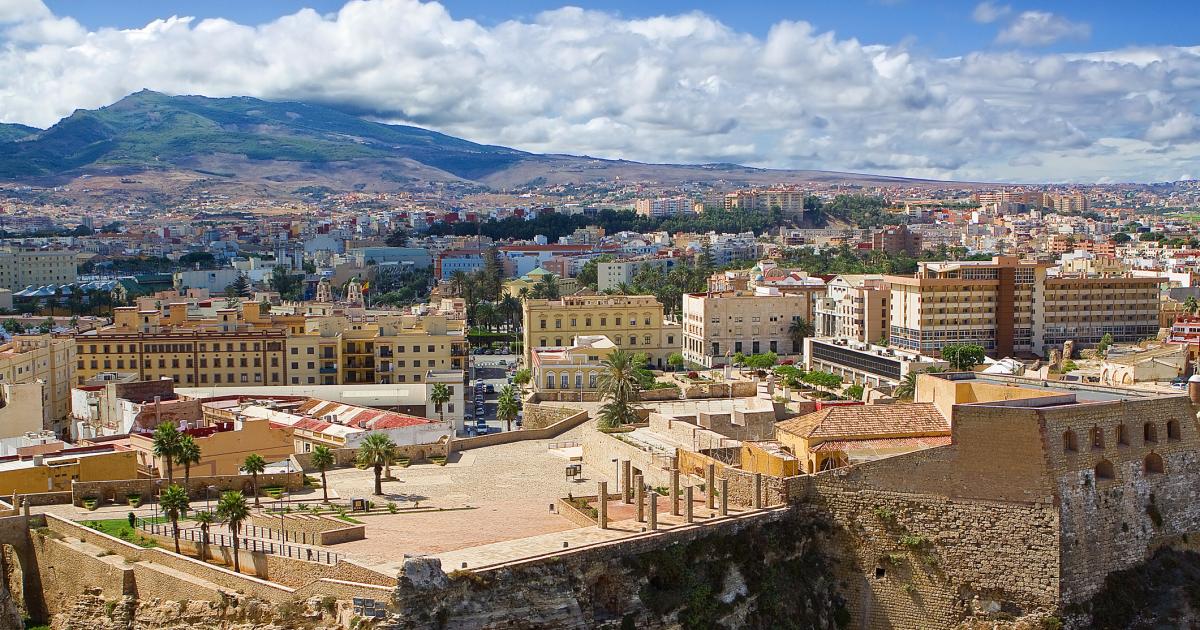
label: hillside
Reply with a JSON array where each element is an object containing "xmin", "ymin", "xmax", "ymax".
[{"xmin": 0, "ymin": 91, "xmax": 981, "ymax": 196}]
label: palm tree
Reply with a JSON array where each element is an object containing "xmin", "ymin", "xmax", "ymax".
[
  {"xmin": 176, "ymin": 435, "xmax": 201, "ymax": 489},
  {"xmin": 356, "ymin": 433, "xmax": 396, "ymax": 496},
  {"xmin": 500, "ymin": 294, "xmax": 521, "ymax": 332},
  {"xmin": 596, "ymin": 349, "xmax": 641, "ymax": 429},
  {"xmin": 449, "ymin": 271, "xmax": 469, "ymax": 298},
  {"xmin": 216, "ymin": 491, "xmax": 250, "ymax": 573},
  {"xmin": 241, "ymin": 453, "xmax": 266, "ymax": 507},
  {"xmin": 151, "ymin": 423, "xmax": 182, "ymax": 484},
  {"xmin": 159, "ymin": 484, "xmax": 190, "ymax": 555},
  {"xmin": 194, "ymin": 510, "xmax": 215, "ymax": 561},
  {"xmin": 311, "ymin": 445, "xmax": 335, "ymax": 503},
  {"xmin": 788, "ymin": 318, "xmax": 814, "ymax": 354},
  {"xmin": 496, "ymin": 385, "xmax": 520, "ymax": 432},
  {"xmin": 475, "ymin": 302, "xmax": 496, "ymax": 332},
  {"xmin": 895, "ymin": 371, "xmax": 918, "ymax": 401},
  {"xmin": 1186, "ymin": 296, "xmax": 1199, "ymax": 316},
  {"xmin": 430, "ymin": 383, "xmax": 451, "ymax": 421}
]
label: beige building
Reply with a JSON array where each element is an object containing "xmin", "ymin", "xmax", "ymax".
[
  {"xmin": 723, "ymin": 189, "xmax": 807, "ymax": 215},
  {"xmin": 634, "ymin": 196, "xmax": 694, "ymax": 218},
  {"xmin": 0, "ymin": 248, "xmax": 77, "ymax": 291},
  {"xmin": 522, "ymin": 295, "xmax": 680, "ymax": 369},
  {"xmin": 0, "ymin": 334, "xmax": 76, "ymax": 433},
  {"xmin": 530, "ymin": 335, "xmax": 616, "ymax": 395},
  {"xmin": 886, "ymin": 256, "xmax": 1161, "ymax": 357},
  {"xmin": 815, "ymin": 275, "xmax": 890, "ymax": 344},
  {"xmin": 681, "ymin": 287, "xmax": 815, "ymax": 367}
]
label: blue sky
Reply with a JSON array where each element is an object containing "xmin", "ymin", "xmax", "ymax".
[{"xmin": 7, "ymin": 0, "xmax": 1200, "ymax": 182}]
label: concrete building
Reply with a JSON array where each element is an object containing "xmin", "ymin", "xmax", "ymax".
[
  {"xmin": 0, "ymin": 334, "xmax": 76, "ymax": 433},
  {"xmin": 0, "ymin": 446, "xmax": 137, "ymax": 495},
  {"xmin": 815, "ymin": 275, "xmax": 890, "ymax": 343},
  {"xmin": 523, "ymin": 295, "xmax": 680, "ymax": 369},
  {"xmin": 172, "ymin": 269, "xmax": 243, "ymax": 294},
  {"xmin": 127, "ymin": 417, "xmax": 293, "ymax": 478},
  {"xmin": 597, "ymin": 257, "xmax": 679, "ymax": 292},
  {"xmin": 231, "ymin": 397, "xmax": 453, "ymax": 452},
  {"xmin": 634, "ymin": 197, "xmax": 694, "ymax": 218},
  {"xmin": 870, "ymin": 225, "xmax": 923, "ymax": 256},
  {"xmin": 0, "ymin": 248, "xmax": 77, "ymax": 291},
  {"xmin": 70, "ymin": 378, "xmax": 200, "ymax": 440},
  {"xmin": 682, "ymin": 287, "xmax": 815, "ymax": 368},
  {"xmin": 723, "ymin": 188, "xmax": 807, "ymax": 215},
  {"xmin": 803, "ymin": 337, "xmax": 950, "ymax": 388},
  {"xmin": 887, "ymin": 256, "xmax": 1162, "ymax": 357}
]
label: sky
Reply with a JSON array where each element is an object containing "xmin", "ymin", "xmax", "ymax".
[{"xmin": 3, "ymin": 0, "xmax": 1200, "ymax": 183}]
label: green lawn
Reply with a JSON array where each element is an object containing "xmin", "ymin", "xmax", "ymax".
[{"xmin": 82, "ymin": 518, "xmax": 159, "ymax": 548}]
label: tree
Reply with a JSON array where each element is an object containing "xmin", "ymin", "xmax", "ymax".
[
  {"xmin": 844, "ymin": 384, "xmax": 865, "ymax": 401},
  {"xmin": 385, "ymin": 227, "xmax": 409, "ymax": 247},
  {"xmin": 1097, "ymin": 333, "xmax": 1114, "ymax": 356},
  {"xmin": 1186, "ymin": 296, "xmax": 1199, "ymax": 316},
  {"xmin": 529, "ymin": 274, "xmax": 560, "ymax": 300},
  {"xmin": 895, "ymin": 371, "xmax": 919, "ymax": 401},
  {"xmin": 194, "ymin": 510, "xmax": 214, "ymax": 560},
  {"xmin": 430, "ymin": 384, "xmax": 451, "ymax": 421},
  {"xmin": 270, "ymin": 266, "xmax": 302, "ymax": 300},
  {"xmin": 596, "ymin": 349, "xmax": 641, "ymax": 429},
  {"xmin": 216, "ymin": 491, "xmax": 250, "ymax": 573},
  {"xmin": 743, "ymin": 352, "xmax": 778, "ymax": 370},
  {"xmin": 356, "ymin": 433, "xmax": 397, "ymax": 496},
  {"xmin": 577, "ymin": 255, "xmax": 614, "ymax": 290},
  {"xmin": 668, "ymin": 352, "xmax": 685, "ymax": 372},
  {"xmin": 241, "ymin": 453, "xmax": 266, "ymax": 507},
  {"xmin": 176, "ymin": 435, "xmax": 201, "ymax": 490},
  {"xmin": 500, "ymin": 294, "xmax": 522, "ymax": 332},
  {"xmin": 475, "ymin": 302, "xmax": 497, "ymax": 332},
  {"xmin": 513, "ymin": 369, "xmax": 531, "ymax": 387},
  {"xmin": 225, "ymin": 274, "xmax": 251, "ymax": 298},
  {"xmin": 481, "ymin": 247, "xmax": 505, "ymax": 301},
  {"xmin": 496, "ymin": 385, "xmax": 520, "ymax": 432},
  {"xmin": 311, "ymin": 445, "xmax": 335, "ymax": 504},
  {"xmin": 152, "ymin": 423, "xmax": 183, "ymax": 484},
  {"xmin": 940, "ymin": 344, "xmax": 986, "ymax": 372},
  {"xmin": 159, "ymin": 484, "xmax": 190, "ymax": 555},
  {"xmin": 788, "ymin": 318, "xmax": 814, "ymax": 354},
  {"xmin": 1, "ymin": 319, "xmax": 21, "ymax": 334}
]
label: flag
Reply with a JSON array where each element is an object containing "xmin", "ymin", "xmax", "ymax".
[{"xmin": 361, "ymin": 281, "xmax": 370, "ymax": 293}]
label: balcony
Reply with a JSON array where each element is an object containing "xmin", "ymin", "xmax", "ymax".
[
  {"xmin": 379, "ymin": 348, "xmax": 394, "ymax": 358},
  {"xmin": 319, "ymin": 367, "xmax": 337, "ymax": 374}
]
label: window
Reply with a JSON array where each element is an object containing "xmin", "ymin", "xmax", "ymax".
[
  {"xmin": 1144, "ymin": 422, "xmax": 1158, "ymax": 444},
  {"xmin": 1144, "ymin": 452, "xmax": 1165, "ymax": 474},
  {"xmin": 1094, "ymin": 459, "xmax": 1114, "ymax": 480},
  {"xmin": 1117, "ymin": 424, "xmax": 1129, "ymax": 446},
  {"xmin": 428, "ymin": 345, "xmax": 435, "ymax": 353},
  {"xmin": 546, "ymin": 373, "xmax": 555, "ymax": 389},
  {"xmin": 629, "ymin": 336, "xmax": 637, "ymax": 346},
  {"xmin": 561, "ymin": 373, "xmax": 569, "ymax": 388},
  {"xmin": 575, "ymin": 373, "xmax": 583, "ymax": 388},
  {"xmin": 540, "ymin": 319, "xmax": 547, "ymax": 329},
  {"xmin": 1062, "ymin": 429, "xmax": 1078, "ymax": 452},
  {"xmin": 555, "ymin": 319, "xmax": 562, "ymax": 329},
  {"xmin": 1168, "ymin": 419, "xmax": 1181, "ymax": 441},
  {"xmin": 1090, "ymin": 427, "xmax": 1104, "ymax": 450},
  {"xmin": 589, "ymin": 373, "xmax": 597, "ymax": 388}
]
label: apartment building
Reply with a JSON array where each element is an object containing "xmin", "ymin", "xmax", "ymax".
[
  {"xmin": 0, "ymin": 248, "xmax": 77, "ymax": 291},
  {"xmin": 634, "ymin": 196, "xmax": 694, "ymax": 218},
  {"xmin": 814, "ymin": 275, "xmax": 890, "ymax": 343},
  {"xmin": 300, "ymin": 313, "xmax": 467, "ymax": 386},
  {"xmin": 870, "ymin": 225, "xmax": 923, "ymax": 256},
  {"xmin": 886, "ymin": 256, "xmax": 1162, "ymax": 357},
  {"xmin": 597, "ymin": 257, "xmax": 679, "ymax": 292},
  {"xmin": 723, "ymin": 188, "xmax": 807, "ymax": 215},
  {"xmin": 0, "ymin": 334, "xmax": 76, "ymax": 432},
  {"xmin": 522, "ymin": 295, "xmax": 680, "ymax": 369},
  {"xmin": 681, "ymin": 287, "xmax": 816, "ymax": 368}
]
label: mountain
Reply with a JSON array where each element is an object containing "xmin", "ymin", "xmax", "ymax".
[{"xmin": 0, "ymin": 91, "xmax": 974, "ymax": 195}]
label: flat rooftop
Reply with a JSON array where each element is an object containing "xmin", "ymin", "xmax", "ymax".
[{"xmin": 942, "ymin": 372, "xmax": 1172, "ymax": 404}]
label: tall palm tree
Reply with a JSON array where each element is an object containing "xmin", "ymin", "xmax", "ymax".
[
  {"xmin": 241, "ymin": 453, "xmax": 266, "ymax": 507},
  {"xmin": 496, "ymin": 385, "xmax": 520, "ymax": 432},
  {"xmin": 216, "ymin": 491, "xmax": 250, "ymax": 573},
  {"xmin": 176, "ymin": 435, "xmax": 201, "ymax": 489},
  {"xmin": 500, "ymin": 294, "xmax": 521, "ymax": 332},
  {"xmin": 194, "ymin": 510, "xmax": 215, "ymax": 561},
  {"xmin": 429, "ymin": 383, "xmax": 451, "ymax": 421},
  {"xmin": 475, "ymin": 302, "xmax": 496, "ymax": 332},
  {"xmin": 1186, "ymin": 295, "xmax": 1199, "ymax": 316},
  {"xmin": 151, "ymin": 423, "xmax": 182, "ymax": 484},
  {"xmin": 356, "ymin": 433, "xmax": 397, "ymax": 496},
  {"xmin": 311, "ymin": 445, "xmax": 335, "ymax": 504},
  {"xmin": 449, "ymin": 270, "xmax": 469, "ymax": 298},
  {"xmin": 894, "ymin": 371, "xmax": 918, "ymax": 401},
  {"xmin": 788, "ymin": 317, "xmax": 814, "ymax": 354},
  {"xmin": 159, "ymin": 484, "xmax": 190, "ymax": 555},
  {"xmin": 596, "ymin": 349, "xmax": 641, "ymax": 429}
]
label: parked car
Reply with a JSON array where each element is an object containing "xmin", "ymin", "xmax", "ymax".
[{"xmin": 486, "ymin": 384, "xmax": 495, "ymax": 394}]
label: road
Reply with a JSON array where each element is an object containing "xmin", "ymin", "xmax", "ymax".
[{"xmin": 466, "ymin": 352, "xmax": 520, "ymax": 436}]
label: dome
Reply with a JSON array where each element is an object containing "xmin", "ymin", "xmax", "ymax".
[{"xmin": 1188, "ymin": 374, "xmax": 1200, "ymax": 383}]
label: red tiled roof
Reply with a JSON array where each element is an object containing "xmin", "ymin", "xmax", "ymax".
[
  {"xmin": 810, "ymin": 436, "xmax": 952, "ymax": 452},
  {"xmin": 776, "ymin": 403, "xmax": 949, "ymax": 440}
]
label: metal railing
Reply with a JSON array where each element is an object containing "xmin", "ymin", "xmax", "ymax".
[{"xmin": 136, "ymin": 518, "xmax": 342, "ymax": 565}]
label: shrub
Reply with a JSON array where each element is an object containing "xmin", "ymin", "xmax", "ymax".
[
  {"xmin": 872, "ymin": 507, "xmax": 895, "ymax": 523},
  {"xmin": 899, "ymin": 534, "xmax": 929, "ymax": 549},
  {"xmin": 387, "ymin": 502, "xmax": 398, "ymax": 514},
  {"xmin": 687, "ymin": 371, "xmax": 698, "ymax": 379}
]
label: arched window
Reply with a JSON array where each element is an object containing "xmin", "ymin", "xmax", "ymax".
[
  {"xmin": 1168, "ymin": 419, "xmax": 1181, "ymax": 441},
  {"xmin": 629, "ymin": 336, "xmax": 637, "ymax": 346},
  {"xmin": 1062, "ymin": 429, "xmax": 1078, "ymax": 452},
  {"xmin": 1094, "ymin": 459, "xmax": 1115, "ymax": 480},
  {"xmin": 1090, "ymin": 427, "xmax": 1105, "ymax": 450},
  {"xmin": 1144, "ymin": 452, "xmax": 1165, "ymax": 475},
  {"xmin": 1116, "ymin": 424, "xmax": 1129, "ymax": 446},
  {"xmin": 1144, "ymin": 422, "xmax": 1158, "ymax": 444},
  {"xmin": 545, "ymin": 372, "xmax": 555, "ymax": 389}
]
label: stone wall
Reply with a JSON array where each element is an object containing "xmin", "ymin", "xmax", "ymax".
[
  {"xmin": 580, "ymin": 428, "xmax": 673, "ymax": 488},
  {"xmin": 16, "ymin": 491, "xmax": 72, "ymax": 507},
  {"xmin": 290, "ymin": 439, "xmax": 451, "ymax": 473},
  {"xmin": 521, "ymin": 402, "xmax": 580, "ymax": 430},
  {"xmin": 71, "ymin": 472, "xmax": 303, "ymax": 506},
  {"xmin": 32, "ymin": 535, "xmax": 135, "ymax": 618},
  {"xmin": 245, "ymin": 513, "xmax": 365, "ymax": 546},
  {"xmin": 679, "ymin": 380, "xmax": 758, "ymax": 399},
  {"xmin": 264, "ymin": 556, "xmax": 394, "ymax": 589},
  {"xmin": 453, "ymin": 408, "xmax": 589, "ymax": 451}
]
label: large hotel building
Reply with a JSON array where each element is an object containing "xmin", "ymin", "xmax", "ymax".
[{"xmin": 886, "ymin": 257, "xmax": 1161, "ymax": 357}]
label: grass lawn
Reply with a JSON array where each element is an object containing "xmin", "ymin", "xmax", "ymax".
[{"xmin": 81, "ymin": 518, "xmax": 160, "ymax": 548}]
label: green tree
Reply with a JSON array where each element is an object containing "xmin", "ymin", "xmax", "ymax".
[
  {"xmin": 941, "ymin": 344, "xmax": 986, "ymax": 371},
  {"xmin": 159, "ymin": 484, "xmax": 190, "ymax": 555},
  {"xmin": 596, "ymin": 349, "xmax": 641, "ymax": 429},
  {"xmin": 844, "ymin": 384, "xmax": 865, "ymax": 401},
  {"xmin": 216, "ymin": 491, "xmax": 250, "ymax": 573},
  {"xmin": 430, "ymin": 383, "xmax": 451, "ymax": 421},
  {"xmin": 176, "ymin": 435, "xmax": 201, "ymax": 490},
  {"xmin": 496, "ymin": 384, "xmax": 520, "ymax": 432},
  {"xmin": 194, "ymin": 509, "xmax": 214, "ymax": 560},
  {"xmin": 513, "ymin": 369, "xmax": 531, "ymax": 387},
  {"xmin": 1111, "ymin": 232, "xmax": 1132, "ymax": 244},
  {"xmin": 743, "ymin": 352, "xmax": 778, "ymax": 370},
  {"xmin": 241, "ymin": 453, "xmax": 266, "ymax": 507},
  {"xmin": 385, "ymin": 227, "xmax": 409, "ymax": 247},
  {"xmin": 1097, "ymin": 333, "xmax": 1115, "ymax": 356},
  {"xmin": 668, "ymin": 352, "xmax": 685, "ymax": 372},
  {"xmin": 269, "ymin": 266, "xmax": 302, "ymax": 300},
  {"xmin": 1185, "ymin": 296, "xmax": 1199, "ymax": 316},
  {"xmin": 788, "ymin": 318, "xmax": 814, "ymax": 354},
  {"xmin": 529, "ymin": 274, "xmax": 560, "ymax": 300},
  {"xmin": 226, "ymin": 274, "xmax": 251, "ymax": 298},
  {"xmin": 1, "ymin": 319, "xmax": 21, "ymax": 334},
  {"xmin": 152, "ymin": 423, "xmax": 183, "ymax": 484},
  {"xmin": 578, "ymin": 254, "xmax": 614, "ymax": 290},
  {"xmin": 311, "ymin": 445, "xmax": 335, "ymax": 504},
  {"xmin": 895, "ymin": 371, "xmax": 919, "ymax": 401},
  {"xmin": 356, "ymin": 433, "xmax": 397, "ymax": 496}
]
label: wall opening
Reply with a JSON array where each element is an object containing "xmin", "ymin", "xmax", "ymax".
[
  {"xmin": 1143, "ymin": 423, "xmax": 1158, "ymax": 444},
  {"xmin": 1090, "ymin": 427, "xmax": 1105, "ymax": 450},
  {"xmin": 1094, "ymin": 459, "xmax": 1115, "ymax": 480},
  {"xmin": 1168, "ymin": 419, "xmax": 1181, "ymax": 441},
  {"xmin": 1062, "ymin": 429, "xmax": 1078, "ymax": 452},
  {"xmin": 1116, "ymin": 424, "xmax": 1128, "ymax": 446},
  {"xmin": 1144, "ymin": 452, "xmax": 1165, "ymax": 475}
]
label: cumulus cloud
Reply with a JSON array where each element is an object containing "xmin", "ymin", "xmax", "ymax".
[
  {"xmin": 971, "ymin": 2, "xmax": 1010, "ymax": 24},
  {"xmin": 996, "ymin": 11, "xmax": 1091, "ymax": 47},
  {"xmin": 0, "ymin": 0, "xmax": 1197, "ymax": 183}
]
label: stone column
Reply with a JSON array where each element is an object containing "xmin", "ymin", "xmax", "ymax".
[
  {"xmin": 705, "ymin": 464, "xmax": 716, "ymax": 509},
  {"xmin": 634, "ymin": 474, "xmax": 645, "ymax": 523},
  {"xmin": 670, "ymin": 469, "xmax": 680, "ymax": 516},
  {"xmin": 649, "ymin": 490, "xmax": 658, "ymax": 530},
  {"xmin": 621, "ymin": 460, "xmax": 632, "ymax": 504},
  {"xmin": 720, "ymin": 478, "xmax": 729, "ymax": 516},
  {"xmin": 597, "ymin": 481, "xmax": 608, "ymax": 529},
  {"xmin": 685, "ymin": 486, "xmax": 694, "ymax": 523},
  {"xmin": 753, "ymin": 473, "xmax": 763, "ymax": 509}
]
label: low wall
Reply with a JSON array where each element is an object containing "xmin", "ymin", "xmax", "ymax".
[
  {"xmin": 71, "ymin": 472, "xmax": 304, "ymax": 507},
  {"xmin": 246, "ymin": 513, "xmax": 365, "ymax": 545},
  {"xmin": 580, "ymin": 428, "xmax": 672, "ymax": 488},
  {"xmin": 290, "ymin": 439, "xmax": 452, "ymax": 472},
  {"xmin": 638, "ymin": 387, "xmax": 681, "ymax": 402},
  {"xmin": 453, "ymin": 409, "xmax": 589, "ymax": 452},
  {"xmin": 680, "ymin": 380, "xmax": 758, "ymax": 399},
  {"xmin": 17, "ymin": 491, "xmax": 73, "ymax": 507},
  {"xmin": 521, "ymin": 402, "xmax": 581, "ymax": 430}
]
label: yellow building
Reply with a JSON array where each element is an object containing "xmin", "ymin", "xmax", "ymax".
[
  {"xmin": 0, "ymin": 334, "xmax": 76, "ymax": 432},
  {"xmin": 775, "ymin": 403, "xmax": 951, "ymax": 473},
  {"xmin": 503, "ymin": 268, "xmax": 580, "ymax": 298},
  {"xmin": 522, "ymin": 294, "xmax": 681, "ymax": 369},
  {"xmin": 127, "ymin": 418, "xmax": 293, "ymax": 478},
  {"xmin": 530, "ymin": 335, "xmax": 616, "ymax": 394},
  {"xmin": 0, "ymin": 448, "xmax": 137, "ymax": 495}
]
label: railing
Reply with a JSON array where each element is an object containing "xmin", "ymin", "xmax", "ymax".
[{"xmin": 136, "ymin": 518, "xmax": 342, "ymax": 565}]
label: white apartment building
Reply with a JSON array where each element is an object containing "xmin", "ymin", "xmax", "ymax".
[
  {"xmin": 0, "ymin": 248, "xmax": 78, "ymax": 291},
  {"xmin": 634, "ymin": 197, "xmax": 694, "ymax": 218},
  {"xmin": 814, "ymin": 275, "xmax": 891, "ymax": 344}
]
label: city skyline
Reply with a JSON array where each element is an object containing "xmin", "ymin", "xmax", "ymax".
[{"xmin": 1, "ymin": 0, "xmax": 1198, "ymax": 183}]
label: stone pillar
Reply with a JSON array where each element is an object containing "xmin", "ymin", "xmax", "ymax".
[
  {"xmin": 597, "ymin": 481, "xmax": 608, "ymax": 529},
  {"xmin": 685, "ymin": 486, "xmax": 694, "ymax": 523},
  {"xmin": 670, "ymin": 469, "xmax": 680, "ymax": 516},
  {"xmin": 634, "ymin": 474, "xmax": 645, "ymax": 523},
  {"xmin": 753, "ymin": 473, "xmax": 763, "ymax": 509},
  {"xmin": 705, "ymin": 464, "xmax": 716, "ymax": 509},
  {"xmin": 649, "ymin": 489, "xmax": 658, "ymax": 530},
  {"xmin": 720, "ymin": 478, "xmax": 729, "ymax": 516},
  {"xmin": 621, "ymin": 460, "xmax": 632, "ymax": 504}
]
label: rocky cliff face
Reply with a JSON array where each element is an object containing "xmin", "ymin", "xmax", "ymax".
[
  {"xmin": 50, "ymin": 588, "xmax": 347, "ymax": 630},
  {"xmin": 393, "ymin": 510, "xmax": 849, "ymax": 629}
]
